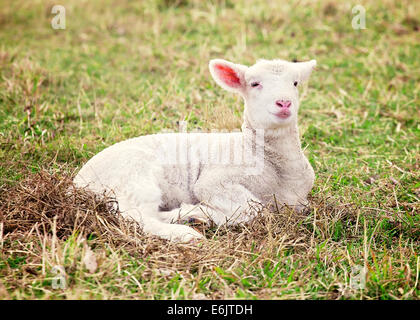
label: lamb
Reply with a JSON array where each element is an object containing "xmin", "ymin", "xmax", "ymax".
[{"xmin": 73, "ymin": 58, "xmax": 317, "ymax": 243}]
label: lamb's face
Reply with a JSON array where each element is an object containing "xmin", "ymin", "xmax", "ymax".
[{"xmin": 209, "ymin": 58, "xmax": 316, "ymax": 130}]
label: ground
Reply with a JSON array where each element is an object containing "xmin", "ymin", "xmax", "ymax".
[{"xmin": 0, "ymin": 0, "xmax": 419, "ymax": 299}]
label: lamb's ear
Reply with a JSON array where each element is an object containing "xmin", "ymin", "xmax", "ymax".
[
  {"xmin": 294, "ymin": 59, "xmax": 316, "ymax": 83},
  {"xmin": 209, "ymin": 59, "xmax": 248, "ymax": 95}
]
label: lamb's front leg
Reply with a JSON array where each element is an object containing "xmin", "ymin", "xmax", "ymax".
[
  {"xmin": 158, "ymin": 203, "xmax": 211, "ymax": 224},
  {"xmin": 191, "ymin": 180, "xmax": 262, "ymax": 226},
  {"xmin": 117, "ymin": 197, "xmax": 204, "ymax": 243}
]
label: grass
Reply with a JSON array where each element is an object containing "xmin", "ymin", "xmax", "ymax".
[{"xmin": 0, "ymin": 0, "xmax": 419, "ymax": 299}]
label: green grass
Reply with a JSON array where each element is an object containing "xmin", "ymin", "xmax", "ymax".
[{"xmin": 0, "ymin": 0, "xmax": 419, "ymax": 299}]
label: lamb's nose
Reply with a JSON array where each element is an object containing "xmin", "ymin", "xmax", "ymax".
[{"xmin": 276, "ymin": 100, "xmax": 291, "ymax": 108}]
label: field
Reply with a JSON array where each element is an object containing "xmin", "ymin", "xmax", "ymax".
[{"xmin": 0, "ymin": 0, "xmax": 419, "ymax": 299}]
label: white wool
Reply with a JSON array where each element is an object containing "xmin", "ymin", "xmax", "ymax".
[{"xmin": 74, "ymin": 58, "xmax": 317, "ymax": 243}]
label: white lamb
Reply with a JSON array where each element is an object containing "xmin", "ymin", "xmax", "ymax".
[{"xmin": 73, "ymin": 58, "xmax": 317, "ymax": 242}]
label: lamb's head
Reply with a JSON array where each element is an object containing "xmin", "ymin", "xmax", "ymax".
[{"xmin": 209, "ymin": 58, "xmax": 316, "ymax": 130}]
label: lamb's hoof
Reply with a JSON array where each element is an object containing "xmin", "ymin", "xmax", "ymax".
[
  {"xmin": 168, "ymin": 225, "xmax": 205, "ymax": 244},
  {"xmin": 179, "ymin": 232, "xmax": 204, "ymax": 244},
  {"xmin": 187, "ymin": 217, "xmax": 208, "ymax": 224},
  {"xmin": 185, "ymin": 234, "xmax": 205, "ymax": 245},
  {"xmin": 178, "ymin": 204, "xmax": 211, "ymax": 226}
]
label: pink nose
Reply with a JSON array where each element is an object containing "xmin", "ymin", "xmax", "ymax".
[{"xmin": 276, "ymin": 100, "xmax": 291, "ymax": 108}]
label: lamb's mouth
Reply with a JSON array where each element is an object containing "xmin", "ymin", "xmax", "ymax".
[{"xmin": 270, "ymin": 110, "xmax": 291, "ymax": 119}]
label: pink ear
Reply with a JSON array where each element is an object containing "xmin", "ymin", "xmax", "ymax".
[{"xmin": 214, "ymin": 63, "xmax": 241, "ymax": 88}]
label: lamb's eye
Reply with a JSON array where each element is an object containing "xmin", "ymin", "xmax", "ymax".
[
  {"xmin": 251, "ymin": 82, "xmax": 260, "ymax": 88},
  {"xmin": 294, "ymin": 81, "xmax": 298, "ymax": 87}
]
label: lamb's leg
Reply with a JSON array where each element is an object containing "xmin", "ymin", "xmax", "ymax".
[
  {"xmin": 158, "ymin": 203, "xmax": 211, "ymax": 224},
  {"xmin": 142, "ymin": 214, "xmax": 204, "ymax": 242},
  {"xmin": 192, "ymin": 181, "xmax": 262, "ymax": 226},
  {"xmin": 117, "ymin": 198, "xmax": 204, "ymax": 243}
]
